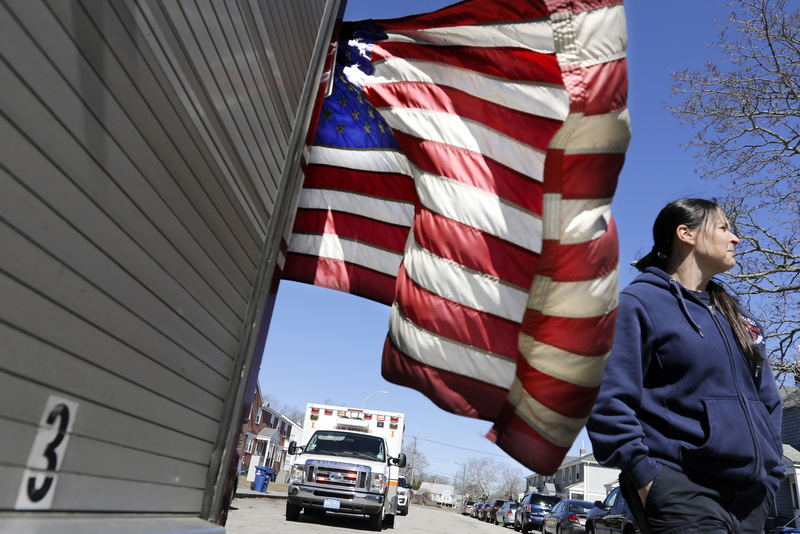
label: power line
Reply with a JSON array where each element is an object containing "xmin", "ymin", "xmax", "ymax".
[{"xmin": 407, "ymin": 435, "xmax": 510, "ymax": 458}]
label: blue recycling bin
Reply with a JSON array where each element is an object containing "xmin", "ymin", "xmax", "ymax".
[{"xmin": 253, "ymin": 466, "xmax": 274, "ymax": 492}]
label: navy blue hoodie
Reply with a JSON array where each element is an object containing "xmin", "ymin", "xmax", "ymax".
[{"xmin": 587, "ymin": 267, "xmax": 784, "ymax": 495}]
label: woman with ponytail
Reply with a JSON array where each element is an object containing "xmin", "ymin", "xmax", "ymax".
[{"xmin": 587, "ymin": 199, "xmax": 784, "ymax": 534}]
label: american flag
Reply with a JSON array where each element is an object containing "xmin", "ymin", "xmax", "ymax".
[{"xmin": 283, "ymin": 0, "xmax": 629, "ymax": 474}]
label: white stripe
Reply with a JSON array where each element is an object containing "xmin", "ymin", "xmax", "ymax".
[
  {"xmin": 288, "ymin": 233, "xmax": 403, "ymax": 277},
  {"xmin": 526, "ymin": 269, "xmax": 619, "ymax": 319},
  {"xmin": 403, "ymin": 237, "xmax": 528, "ymax": 322},
  {"xmin": 380, "ymin": 107, "xmax": 549, "ymax": 179},
  {"xmin": 574, "ymin": 5, "xmax": 628, "ymax": 67},
  {"xmin": 562, "ymin": 110, "xmax": 631, "ymax": 154},
  {"xmin": 297, "ymin": 188, "xmax": 414, "ymax": 227},
  {"xmin": 370, "ymin": 59, "xmax": 569, "ymax": 121},
  {"xmin": 507, "ymin": 379, "xmax": 587, "ymax": 447},
  {"xmin": 517, "ymin": 338, "xmax": 610, "ymax": 388},
  {"xmin": 384, "ymin": 20, "xmax": 555, "ymax": 53},
  {"xmin": 417, "ymin": 170, "xmax": 542, "ymax": 252},
  {"xmin": 308, "ymin": 145, "xmax": 414, "ymax": 175},
  {"xmin": 389, "ymin": 304, "xmax": 516, "ymax": 389},
  {"xmin": 559, "ymin": 197, "xmax": 613, "ymax": 245}
]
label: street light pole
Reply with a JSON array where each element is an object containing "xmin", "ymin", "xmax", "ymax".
[
  {"xmin": 362, "ymin": 390, "xmax": 389, "ymax": 410},
  {"xmin": 452, "ymin": 461, "xmax": 466, "ymax": 506}
]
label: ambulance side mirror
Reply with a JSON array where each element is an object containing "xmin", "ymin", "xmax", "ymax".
[
  {"xmin": 393, "ymin": 453, "xmax": 407, "ymax": 468},
  {"xmin": 288, "ymin": 441, "xmax": 300, "ymax": 455}
]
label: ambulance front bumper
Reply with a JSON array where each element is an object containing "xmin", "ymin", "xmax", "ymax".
[{"xmin": 288, "ymin": 484, "xmax": 384, "ymax": 515}]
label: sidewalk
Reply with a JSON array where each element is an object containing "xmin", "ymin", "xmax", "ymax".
[{"xmin": 234, "ymin": 479, "xmax": 288, "ymax": 500}]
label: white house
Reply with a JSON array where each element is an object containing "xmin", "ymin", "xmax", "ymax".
[
  {"xmin": 525, "ymin": 453, "xmax": 620, "ymax": 504},
  {"xmin": 417, "ymin": 482, "xmax": 456, "ymax": 507}
]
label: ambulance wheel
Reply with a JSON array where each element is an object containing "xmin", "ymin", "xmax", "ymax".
[
  {"xmin": 369, "ymin": 509, "xmax": 384, "ymax": 531},
  {"xmin": 286, "ymin": 502, "xmax": 301, "ymax": 521}
]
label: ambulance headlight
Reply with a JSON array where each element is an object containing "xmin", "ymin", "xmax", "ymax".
[
  {"xmin": 370, "ymin": 473, "xmax": 387, "ymax": 492},
  {"xmin": 290, "ymin": 464, "xmax": 305, "ymax": 484}
]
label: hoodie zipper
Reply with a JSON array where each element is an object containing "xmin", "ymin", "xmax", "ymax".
[{"xmin": 687, "ymin": 292, "xmax": 762, "ymax": 481}]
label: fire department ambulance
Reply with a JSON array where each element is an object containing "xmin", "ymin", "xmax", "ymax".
[{"xmin": 287, "ymin": 404, "xmax": 406, "ymax": 530}]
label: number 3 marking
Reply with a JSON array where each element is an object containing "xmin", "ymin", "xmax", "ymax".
[
  {"xmin": 26, "ymin": 403, "xmax": 70, "ymax": 502},
  {"xmin": 15, "ymin": 395, "xmax": 79, "ymax": 510}
]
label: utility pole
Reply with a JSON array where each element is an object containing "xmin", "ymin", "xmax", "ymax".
[{"xmin": 409, "ymin": 437, "xmax": 417, "ymax": 488}]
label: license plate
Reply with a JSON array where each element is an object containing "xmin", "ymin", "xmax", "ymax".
[{"xmin": 323, "ymin": 498, "xmax": 341, "ymax": 510}]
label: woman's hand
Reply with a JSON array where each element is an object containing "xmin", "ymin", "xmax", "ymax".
[{"xmin": 638, "ymin": 480, "xmax": 653, "ymax": 506}]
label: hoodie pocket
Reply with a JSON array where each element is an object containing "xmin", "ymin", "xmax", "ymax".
[{"xmin": 680, "ymin": 398, "xmax": 763, "ymax": 482}]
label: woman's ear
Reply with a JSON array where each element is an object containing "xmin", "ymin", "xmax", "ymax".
[{"xmin": 675, "ymin": 224, "xmax": 696, "ymax": 246}]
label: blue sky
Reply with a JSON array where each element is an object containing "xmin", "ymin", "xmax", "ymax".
[{"xmin": 258, "ymin": 1, "xmax": 732, "ymax": 481}]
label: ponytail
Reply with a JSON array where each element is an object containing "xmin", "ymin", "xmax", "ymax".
[{"xmin": 708, "ymin": 281, "xmax": 763, "ymax": 367}]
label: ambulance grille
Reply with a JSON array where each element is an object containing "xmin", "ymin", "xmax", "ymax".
[{"xmin": 313, "ymin": 465, "xmax": 368, "ymax": 490}]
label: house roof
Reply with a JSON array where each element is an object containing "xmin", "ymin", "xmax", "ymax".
[
  {"xmin": 780, "ymin": 386, "xmax": 800, "ymax": 409},
  {"xmin": 418, "ymin": 482, "xmax": 455, "ymax": 495},
  {"xmin": 256, "ymin": 427, "xmax": 279, "ymax": 440},
  {"xmin": 784, "ymin": 444, "xmax": 800, "ymax": 465}
]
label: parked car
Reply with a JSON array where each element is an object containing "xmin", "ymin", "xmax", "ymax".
[
  {"xmin": 460, "ymin": 499, "xmax": 476, "ymax": 515},
  {"xmin": 515, "ymin": 493, "xmax": 561, "ymax": 532},
  {"xmin": 396, "ymin": 476, "xmax": 411, "ymax": 516},
  {"xmin": 496, "ymin": 501, "xmax": 519, "ymax": 527},
  {"xmin": 487, "ymin": 499, "xmax": 511, "ymax": 524},
  {"xmin": 543, "ymin": 499, "xmax": 594, "ymax": 533},
  {"xmin": 472, "ymin": 503, "xmax": 486, "ymax": 518},
  {"xmin": 480, "ymin": 503, "xmax": 493, "ymax": 521},
  {"xmin": 585, "ymin": 487, "xmax": 640, "ymax": 534}
]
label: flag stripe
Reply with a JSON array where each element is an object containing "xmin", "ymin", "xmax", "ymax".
[
  {"xmin": 382, "ymin": 337, "xmax": 508, "ymax": 418},
  {"xmin": 395, "ymin": 132, "xmax": 545, "ymax": 212},
  {"xmin": 378, "ymin": 0, "xmax": 550, "ymax": 31},
  {"xmin": 413, "ymin": 208, "xmax": 540, "ymax": 288},
  {"xmin": 292, "ymin": 209, "xmax": 410, "ymax": 253},
  {"xmin": 520, "ymin": 310, "xmax": 617, "ymax": 357},
  {"xmin": 372, "ymin": 59, "xmax": 569, "ymax": 121},
  {"xmin": 308, "ymin": 146, "xmax": 413, "ymax": 175},
  {"xmin": 283, "ymin": 255, "xmax": 397, "ymax": 305},
  {"xmin": 415, "ymin": 170, "xmax": 542, "ymax": 252},
  {"xmin": 303, "ymin": 165, "xmax": 416, "ymax": 202},
  {"xmin": 388, "ymin": 303, "xmax": 516, "ymax": 388},
  {"xmin": 403, "ymin": 237, "xmax": 528, "ymax": 322},
  {"xmin": 395, "ymin": 266, "xmax": 521, "ymax": 357},
  {"xmin": 372, "ymin": 42, "xmax": 563, "ymax": 84},
  {"xmin": 297, "ymin": 188, "xmax": 414, "ymax": 227},
  {"xmin": 366, "ymin": 82, "xmax": 564, "ymax": 149},
  {"xmin": 288, "ymin": 233, "xmax": 403, "ymax": 277}
]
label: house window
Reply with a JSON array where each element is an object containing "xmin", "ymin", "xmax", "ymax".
[
  {"xmin": 256, "ymin": 409, "xmax": 262, "ymax": 425},
  {"xmin": 245, "ymin": 436, "xmax": 254, "ymax": 454},
  {"xmin": 561, "ymin": 470, "xmax": 565, "ymax": 482},
  {"xmin": 576, "ymin": 467, "xmax": 580, "ymax": 480}
]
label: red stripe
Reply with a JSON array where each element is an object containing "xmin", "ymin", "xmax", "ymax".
[
  {"xmin": 393, "ymin": 131, "xmax": 544, "ymax": 213},
  {"xmin": 381, "ymin": 337, "xmax": 507, "ymax": 419},
  {"xmin": 372, "ymin": 43, "xmax": 563, "ymax": 85},
  {"xmin": 560, "ymin": 153, "xmax": 625, "ymax": 199},
  {"xmin": 394, "ymin": 266, "xmax": 521, "ymax": 358},
  {"xmin": 413, "ymin": 208, "xmax": 540, "ymax": 287},
  {"xmin": 292, "ymin": 209, "xmax": 411, "ymax": 254},
  {"xmin": 545, "ymin": 0, "xmax": 624, "ymax": 16},
  {"xmin": 304, "ymin": 165, "xmax": 416, "ymax": 202},
  {"xmin": 515, "ymin": 364, "xmax": 601, "ymax": 418},
  {"xmin": 536, "ymin": 219, "xmax": 618, "ymax": 281},
  {"xmin": 365, "ymin": 82, "xmax": 563, "ymax": 151},
  {"xmin": 487, "ymin": 408, "xmax": 570, "ymax": 475},
  {"xmin": 520, "ymin": 310, "xmax": 618, "ymax": 356},
  {"xmin": 583, "ymin": 59, "xmax": 629, "ymax": 116},
  {"xmin": 282, "ymin": 254, "xmax": 396, "ymax": 305},
  {"xmin": 377, "ymin": 0, "xmax": 550, "ymax": 30}
]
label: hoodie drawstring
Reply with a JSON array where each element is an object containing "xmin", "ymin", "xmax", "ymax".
[{"xmin": 669, "ymin": 279, "xmax": 704, "ymax": 338}]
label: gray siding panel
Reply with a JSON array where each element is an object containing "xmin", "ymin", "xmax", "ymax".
[{"xmin": 0, "ymin": 0, "xmax": 333, "ymax": 522}]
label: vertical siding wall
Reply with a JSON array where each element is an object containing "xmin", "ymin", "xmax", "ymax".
[{"xmin": 0, "ymin": 0, "xmax": 326, "ymax": 516}]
